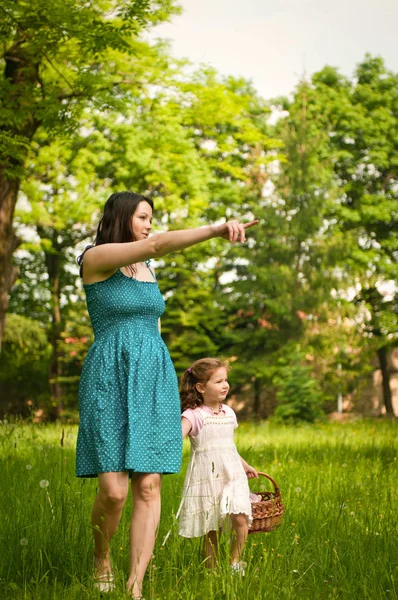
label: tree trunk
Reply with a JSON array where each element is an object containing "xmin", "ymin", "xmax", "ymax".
[
  {"xmin": 0, "ymin": 178, "xmax": 21, "ymax": 351},
  {"xmin": 45, "ymin": 250, "xmax": 64, "ymax": 419},
  {"xmin": 0, "ymin": 41, "xmax": 40, "ymax": 350},
  {"xmin": 377, "ymin": 346, "xmax": 395, "ymax": 417}
]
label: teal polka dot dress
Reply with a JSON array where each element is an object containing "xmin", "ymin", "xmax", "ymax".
[{"xmin": 76, "ymin": 265, "xmax": 182, "ymax": 477}]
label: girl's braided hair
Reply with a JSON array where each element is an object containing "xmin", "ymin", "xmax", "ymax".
[{"xmin": 180, "ymin": 358, "xmax": 229, "ymax": 411}]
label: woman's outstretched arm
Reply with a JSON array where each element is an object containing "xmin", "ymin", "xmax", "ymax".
[{"xmin": 83, "ymin": 220, "xmax": 258, "ymax": 280}]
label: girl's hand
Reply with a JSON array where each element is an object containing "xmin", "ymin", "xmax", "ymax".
[
  {"xmin": 245, "ymin": 465, "xmax": 259, "ymax": 479},
  {"xmin": 214, "ymin": 220, "xmax": 259, "ymax": 244}
]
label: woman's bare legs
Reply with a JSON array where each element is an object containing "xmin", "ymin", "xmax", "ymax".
[
  {"xmin": 203, "ymin": 530, "xmax": 219, "ymax": 568},
  {"xmin": 230, "ymin": 513, "xmax": 248, "ymax": 564},
  {"xmin": 127, "ymin": 473, "xmax": 162, "ymax": 598},
  {"xmin": 92, "ymin": 472, "xmax": 129, "ymax": 578}
]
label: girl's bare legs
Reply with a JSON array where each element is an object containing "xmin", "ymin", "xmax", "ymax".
[
  {"xmin": 203, "ymin": 530, "xmax": 219, "ymax": 568},
  {"xmin": 127, "ymin": 473, "xmax": 162, "ymax": 598},
  {"xmin": 230, "ymin": 513, "xmax": 248, "ymax": 564},
  {"xmin": 92, "ymin": 472, "xmax": 129, "ymax": 577}
]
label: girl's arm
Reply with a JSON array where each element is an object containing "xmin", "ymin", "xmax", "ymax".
[
  {"xmin": 83, "ymin": 220, "xmax": 258, "ymax": 279},
  {"xmin": 240, "ymin": 456, "xmax": 258, "ymax": 479},
  {"xmin": 182, "ymin": 417, "xmax": 192, "ymax": 439}
]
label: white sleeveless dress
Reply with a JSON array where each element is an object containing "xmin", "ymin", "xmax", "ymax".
[{"xmin": 178, "ymin": 405, "xmax": 252, "ymax": 538}]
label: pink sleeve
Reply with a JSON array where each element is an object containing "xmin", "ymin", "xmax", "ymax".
[{"xmin": 181, "ymin": 408, "xmax": 204, "ymax": 437}]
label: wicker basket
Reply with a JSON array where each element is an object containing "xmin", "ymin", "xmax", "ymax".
[{"xmin": 248, "ymin": 472, "xmax": 285, "ymax": 534}]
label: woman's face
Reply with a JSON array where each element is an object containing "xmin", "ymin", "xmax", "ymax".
[{"xmin": 131, "ymin": 201, "xmax": 153, "ymax": 241}]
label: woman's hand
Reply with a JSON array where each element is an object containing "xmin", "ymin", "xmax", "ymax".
[
  {"xmin": 213, "ymin": 220, "xmax": 259, "ymax": 244},
  {"xmin": 244, "ymin": 464, "xmax": 259, "ymax": 479}
]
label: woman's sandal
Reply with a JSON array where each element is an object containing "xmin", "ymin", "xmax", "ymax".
[
  {"xmin": 93, "ymin": 558, "xmax": 116, "ymax": 593},
  {"xmin": 93, "ymin": 572, "xmax": 116, "ymax": 593},
  {"xmin": 231, "ymin": 560, "xmax": 247, "ymax": 576}
]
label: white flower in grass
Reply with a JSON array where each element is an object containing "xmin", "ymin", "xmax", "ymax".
[
  {"xmin": 26, "ymin": 465, "xmax": 32, "ymax": 470},
  {"xmin": 39, "ymin": 479, "xmax": 49, "ymax": 488},
  {"xmin": 342, "ymin": 463, "xmax": 347, "ymax": 468},
  {"xmin": 295, "ymin": 487, "xmax": 302, "ymax": 493},
  {"xmin": 20, "ymin": 538, "xmax": 28, "ymax": 546}
]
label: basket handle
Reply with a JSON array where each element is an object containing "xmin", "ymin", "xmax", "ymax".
[{"xmin": 256, "ymin": 472, "xmax": 281, "ymax": 498}]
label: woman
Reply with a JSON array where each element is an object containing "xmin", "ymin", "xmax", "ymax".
[{"xmin": 76, "ymin": 191, "xmax": 257, "ymax": 598}]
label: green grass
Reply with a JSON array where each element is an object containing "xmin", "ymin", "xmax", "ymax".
[{"xmin": 1, "ymin": 419, "xmax": 397, "ymax": 599}]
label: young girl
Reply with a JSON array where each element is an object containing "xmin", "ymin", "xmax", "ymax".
[{"xmin": 178, "ymin": 358, "xmax": 258, "ymax": 573}]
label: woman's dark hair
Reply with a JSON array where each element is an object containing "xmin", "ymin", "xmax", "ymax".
[
  {"xmin": 180, "ymin": 358, "xmax": 229, "ymax": 411},
  {"xmin": 78, "ymin": 191, "xmax": 153, "ymax": 275}
]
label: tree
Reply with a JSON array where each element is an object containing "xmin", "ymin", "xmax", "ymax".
[
  {"xmin": 309, "ymin": 56, "xmax": 398, "ymax": 415},
  {"xmin": 0, "ymin": 0, "xmax": 179, "ymax": 349},
  {"xmin": 214, "ymin": 80, "xmax": 338, "ymax": 415}
]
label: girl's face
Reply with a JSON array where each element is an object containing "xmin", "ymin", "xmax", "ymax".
[
  {"xmin": 131, "ymin": 201, "xmax": 153, "ymax": 241},
  {"xmin": 199, "ymin": 367, "xmax": 230, "ymax": 404}
]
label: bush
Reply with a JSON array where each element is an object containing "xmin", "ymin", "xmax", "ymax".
[
  {"xmin": 274, "ymin": 358, "xmax": 324, "ymax": 422},
  {"xmin": 0, "ymin": 314, "xmax": 51, "ymax": 417}
]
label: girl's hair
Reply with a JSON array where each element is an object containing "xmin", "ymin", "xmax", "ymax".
[
  {"xmin": 78, "ymin": 191, "xmax": 153, "ymax": 276},
  {"xmin": 180, "ymin": 358, "xmax": 229, "ymax": 411}
]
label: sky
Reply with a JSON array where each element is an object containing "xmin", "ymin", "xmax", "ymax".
[{"xmin": 152, "ymin": 0, "xmax": 398, "ymax": 100}]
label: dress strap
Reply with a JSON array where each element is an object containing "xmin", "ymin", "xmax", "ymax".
[
  {"xmin": 145, "ymin": 260, "xmax": 156, "ymax": 281},
  {"xmin": 77, "ymin": 244, "xmax": 94, "ymax": 277}
]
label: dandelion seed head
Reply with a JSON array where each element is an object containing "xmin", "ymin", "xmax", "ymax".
[
  {"xmin": 39, "ymin": 479, "xmax": 49, "ymax": 488},
  {"xmin": 26, "ymin": 465, "xmax": 32, "ymax": 470},
  {"xmin": 20, "ymin": 538, "xmax": 28, "ymax": 546},
  {"xmin": 295, "ymin": 487, "xmax": 302, "ymax": 493}
]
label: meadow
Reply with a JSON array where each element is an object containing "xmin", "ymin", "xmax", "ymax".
[{"xmin": 1, "ymin": 419, "xmax": 397, "ymax": 600}]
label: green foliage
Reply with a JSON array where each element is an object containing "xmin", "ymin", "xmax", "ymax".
[
  {"xmin": 1, "ymin": 0, "xmax": 181, "ymax": 140},
  {"xmin": 274, "ymin": 352, "xmax": 324, "ymax": 422},
  {"xmin": 5, "ymin": 46, "xmax": 398, "ymax": 417},
  {"xmin": 0, "ymin": 314, "xmax": 51, "ymax": 416}
]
